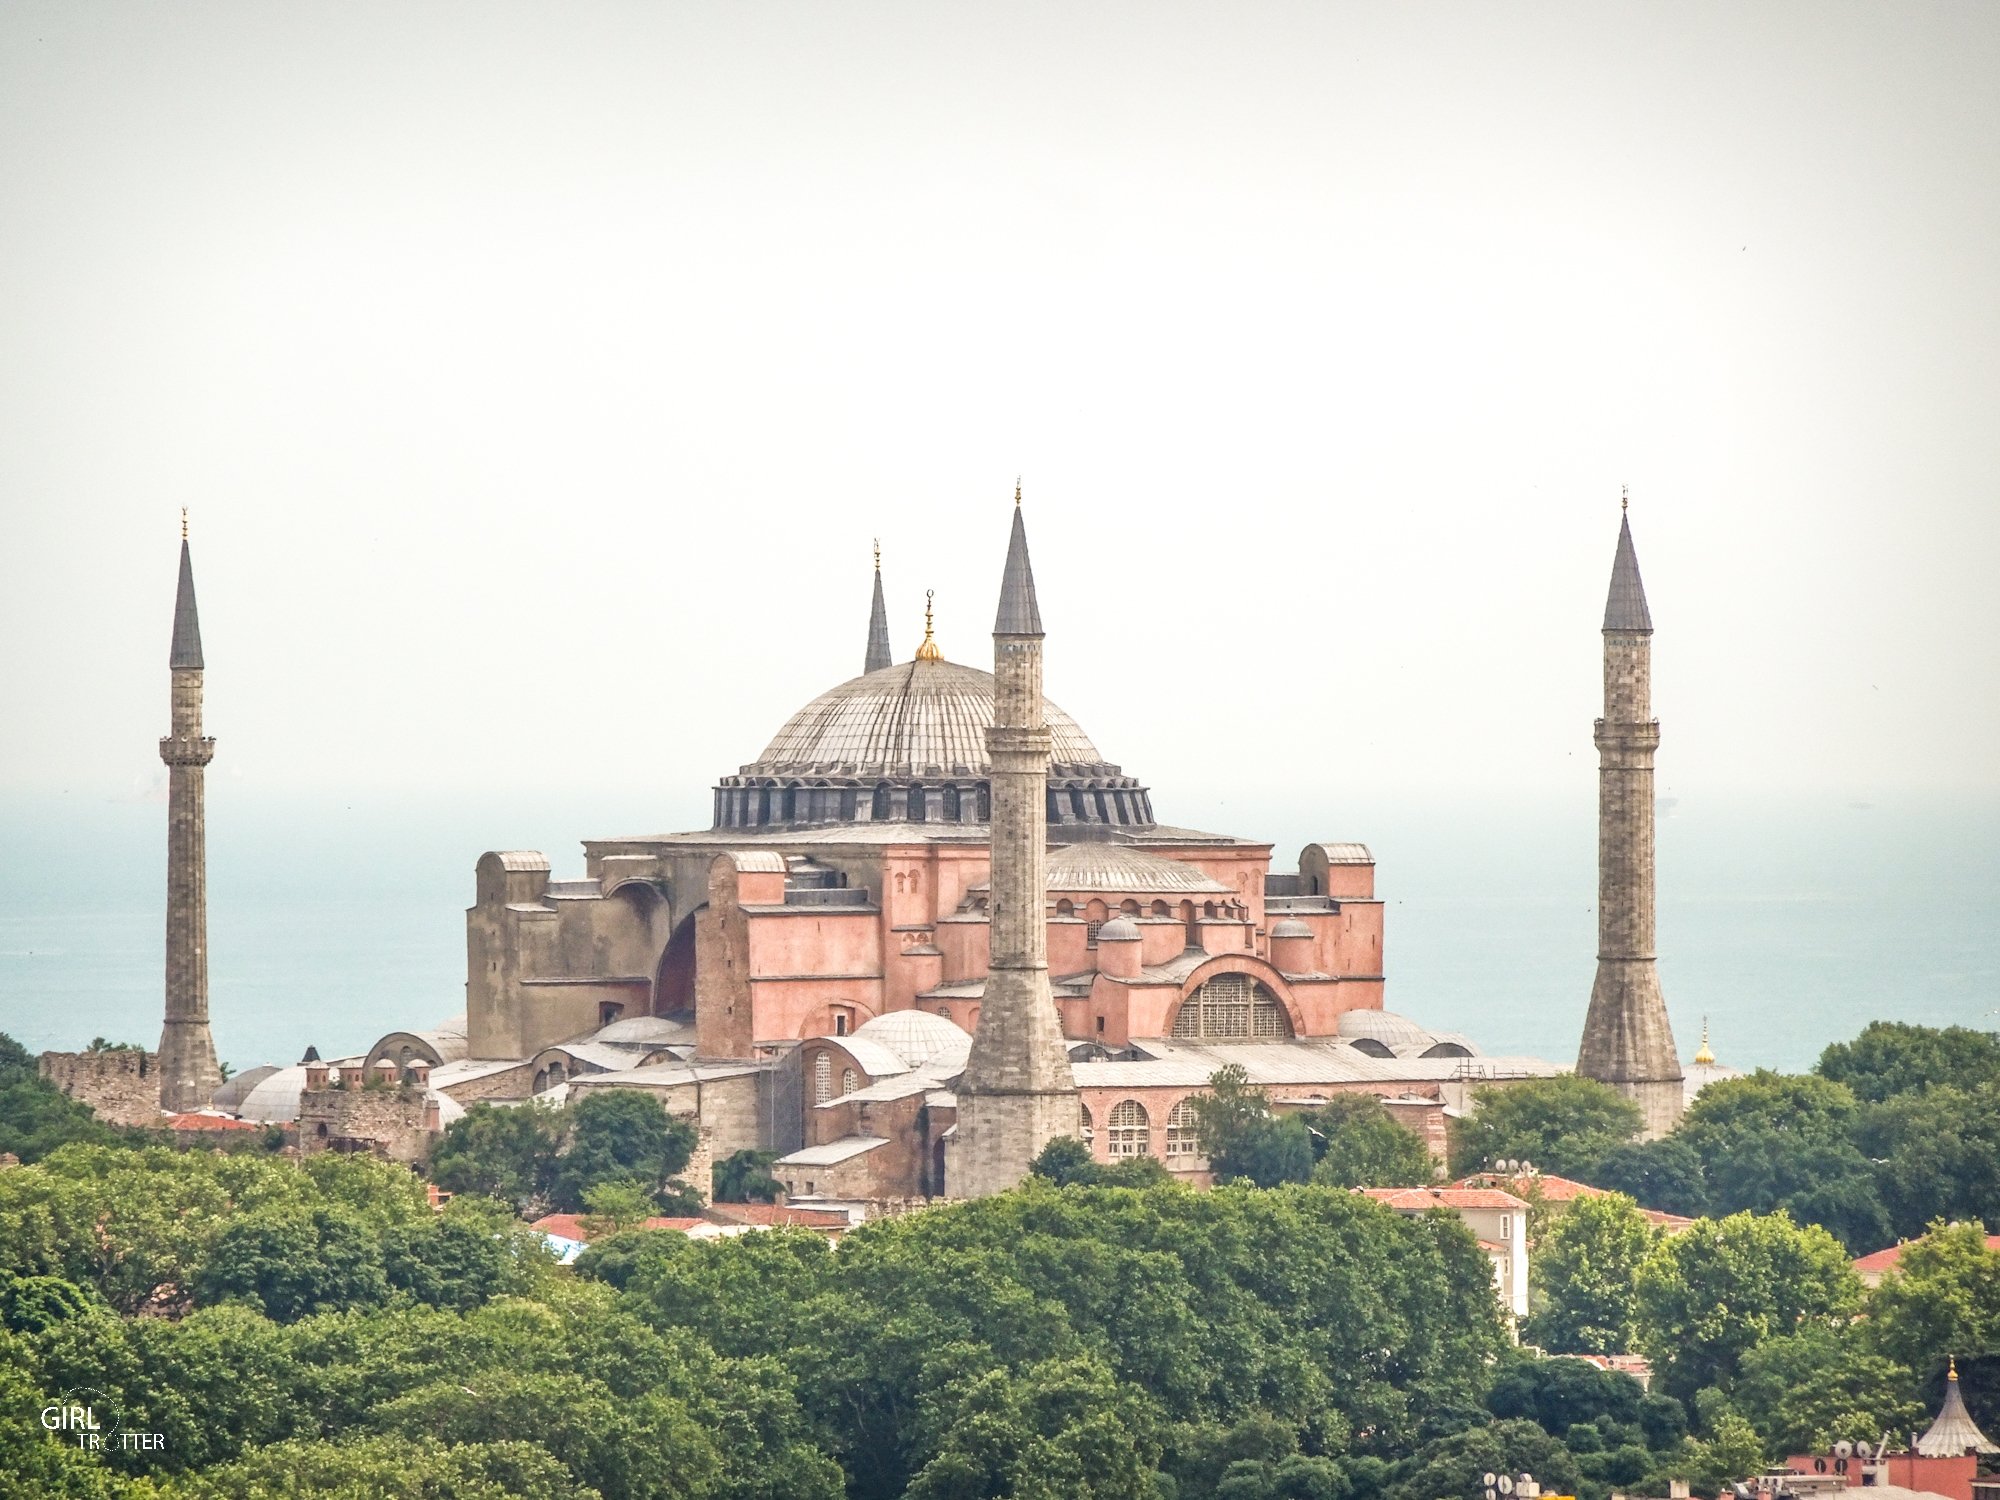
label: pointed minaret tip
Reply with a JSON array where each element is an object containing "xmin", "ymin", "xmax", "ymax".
[
  {"xmin": 994, "ymin": 493, "xmax": 1043, "ymax": 636},
  {"xmin": 864, "ymin": 540, "xmax": 893, "ymax": 674},
  {"xmin": 1603, "ymin": 499, "xmax": 1653, "ymax": 633},
  {"xmin": 170, "ymin": 524, "xmax": 205, "ymax": 670}
]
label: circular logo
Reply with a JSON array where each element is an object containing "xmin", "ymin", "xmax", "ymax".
[{"xmin": 41, "ymin": 1387, "xmax": 122, "ymax": 1444}]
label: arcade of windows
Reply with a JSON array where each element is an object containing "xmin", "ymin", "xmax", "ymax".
[
  {"xmin": 811, "ymin": 1051, "xmax": 861, "ymax": 1104},
  {"xmin": 1095, "ymin": 1098, "xmax": 1202, "ymax": 1160},
  {"xmin": 1171, "ymin": 974, "xmax": 1293, "ymax": 1041}
]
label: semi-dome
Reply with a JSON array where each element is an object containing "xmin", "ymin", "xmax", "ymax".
[
  {"xmin": 713, "ymin": 656, "xmax": 1154, "ymax": 831},
  {"xmin": 851, "ymin": 1009, "xmax": 973, "ymax": 1073}
]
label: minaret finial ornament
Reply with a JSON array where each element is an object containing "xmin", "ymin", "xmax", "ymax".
[
  {"xmin": 1015, "ymin": 477, "xmax": 1022, "ymax": 507},
  {"xmin": 873, "ymin": 537, "xmax": 880, "ymax": 572},
  {"xmin": 181, "ymin": 506, "xmax": 189, "ymax": 540},
  {"xmin": 1622, "ymin": 485, "xmax": 1629, "ymax": 513},
  {"xmin": 916, "ymin": 589, "xmax": 943, "ymax": 661},
  {"xmin": 1695, "ymin": 1018, "xmax": 1715, "ymax": 1067},
  {"xmin": 1951, "ymin": 1354, "xmax": 1959, "ymax": 1380}
]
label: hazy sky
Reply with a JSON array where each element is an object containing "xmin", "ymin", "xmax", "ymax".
[{"xmin": 5, "ymin": 2, "xmax": 1997, "ymax": 830}]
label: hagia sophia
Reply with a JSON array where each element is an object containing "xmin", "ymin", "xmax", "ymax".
[{"xmin": 41, "ymin": 489, "xmax": 1713, "ymax": 1207}]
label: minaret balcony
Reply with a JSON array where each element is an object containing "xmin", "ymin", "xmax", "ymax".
[{"xmin": 159, "ymin": 735, "xmax": 216, "ymax": 767}]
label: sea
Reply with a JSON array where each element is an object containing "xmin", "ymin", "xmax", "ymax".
[{"xmin": 1, "ymin": 789, "xmax": 1994, "ymax": 1078}]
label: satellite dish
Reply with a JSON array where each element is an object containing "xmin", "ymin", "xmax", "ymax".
[
  {"xmin": 1484, "ymin": 1476, "xmax": 1498, "ymax": 1488},
  {"xmin": 1834, "ymin": 1442, "xmax": 1853, "ymax": 1459},
  {"xmin": 1498, "ymin": 1477, "xmax": 1514, "ymax": 1494},
  {"xmin": 1854, "ymin": 1443, "xmax": 1873, "ymax": 1459}
]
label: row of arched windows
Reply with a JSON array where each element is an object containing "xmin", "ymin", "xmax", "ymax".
[
  {"xmin": 1079, "ymin": 1099, "xmax": 1202, "ymax": 1159},
  {"xmin": 811, "ymin": 1051, "xmax": 860, "ymax": 1104}
]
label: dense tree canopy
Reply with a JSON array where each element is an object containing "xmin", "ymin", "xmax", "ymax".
[
  {"xmin": 1446, "ymin": 1077, "xmax": 1643, "ymax": 1180},
  {"xmin": 431, "ymin": 1089, "xmax": 701, "ymax": 1217},
  {"xmin": 1297, "ymin": 1095, "xmax": 1438, "ymax": 1189},
  {"xmin": 1817, "ymin": 1022, "xmax": 2000, "ymax": 1103},
  {"xmin": 1524, "ymin": 1194, "xmax": 1659, "ymax": 1355}
]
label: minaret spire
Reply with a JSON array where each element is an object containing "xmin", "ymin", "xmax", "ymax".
[
  {"xmin": 865, "ymin": 539, "xmax": 893, "ymax": 674},
  {"xmin": 1578, "ymin": 499, "xmax": 1682, "ymax": 1136},
  {"xmin": 158, "ymin": 519, "xmax": 223, "ymax": 1113},
  {"xmin": 953, "ymin": 491, "xmax": 1077, "ymax": 1196}
]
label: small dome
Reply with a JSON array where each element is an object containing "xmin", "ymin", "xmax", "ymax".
[
  {"xmin": 851, "ymin": 1009, "xmax": 973, "ymax": 1073},
  {"xmin": 236, "ymin": 1065, "xmax": 309, "ymax": 1123},
  {"xmin": 1269, "ymin": 918, "xmax": 1313, "ymax": 938},
  {"xmin": 1096, "ymin": 916, "xmax": 1141, "ymax": 942},
  {"xmin": 1337, "ymin": 1010, "xmax": 1429, "ymax": 1043},
  {"xmin": 210, "ymin": 1064, "xmax": 279, "ymax": 1111}
]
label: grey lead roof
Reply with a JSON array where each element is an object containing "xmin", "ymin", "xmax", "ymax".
[
  {"xmin": 1915, "ymin": 1373, "xmax": 1999, "ymax": 1456},
  {"xmin": 865, "ymin": 566, "xmax": 893, "ymax": 674},
  {"xmin": 1603, "ymin": 513, "xmax": 1653, "ymax": 632},
  {"xmin": 994, "ymin": 503, "xmax": 1043, "ymax": 636},
  {"xmin": 170, "ymin": 540, "xmax": 204, "ymax": 669}
]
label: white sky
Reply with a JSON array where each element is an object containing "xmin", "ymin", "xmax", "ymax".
[{"xmin": 4, "ymin": 2, "xmax": 1997, "ymax": 820}]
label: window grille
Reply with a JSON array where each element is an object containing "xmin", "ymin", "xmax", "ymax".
[
  {"xmin": 1166, "ymin": 1099, "xmax": 1200, "ymax": 1158},
  {"xmin": 1084, "ymin": 920, "xmax": 1104, "ymax": 947},
  {"xmin": 1171, "ymin": 975, "xmax": 1293, "ymax": 1041},
  {"xmin": 1079, "ymin": 1102, "xmax": 1094, "ymax": 1140},
  {"xmin": 814, "ymin": 1052, "xmax": 832, "ymax": 1104},
  {"xmin": 1108, "ymin": 1099, "xmax": 1150, "ymax": 1157},
  {"xmin": 842, "ymin": 1069, "xmax": 857, "ymax": 1095}
]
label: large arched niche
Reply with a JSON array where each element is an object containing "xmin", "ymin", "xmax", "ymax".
[
  {"xmin": 1166, "ymin": 968, "xmax": 1298, "ymax": 1043},
  {"xmin": 653, "ymin": 905, "xmax": 704, "ymax": 1019}
]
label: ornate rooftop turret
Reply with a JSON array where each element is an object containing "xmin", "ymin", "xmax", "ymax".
[
  {"xmin": 1915, "ymin": 1356, "xmax": 1999, "ymax": 1456},
  {"xmin": 864, "ymin": 540, "xmax": 892, "ymax": 674}
]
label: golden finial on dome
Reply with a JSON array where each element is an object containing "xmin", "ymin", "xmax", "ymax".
[
  {"xmin": 1694, "ymin": 1018, "xmax": 1715, "ymax": 1067},
  {"xmin": 1950, "ymin": 1354, "xmax": 1960, "ymax": 1381},
  {"xmin": 915, "ymin": 589, "xmax": 942, "ymax": 660}
]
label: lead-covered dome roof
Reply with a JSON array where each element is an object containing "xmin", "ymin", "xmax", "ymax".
[{"xmin": 745, "ymin": 658, "xmax": 1111, "ymax": 778}]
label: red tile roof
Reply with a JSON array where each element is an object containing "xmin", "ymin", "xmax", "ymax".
[
  {"xmin": 1453, "ymin": 1172, "xmax": 1694, "ymax": 1231},
  {"xmin": 529, "ymin": 1213, "xmax": 705, "ymax": 1243},
  {"xmin": 704, "ymin": 1202, "xmax": 851, "ymax": 1229},
  {"xmin": 1854, "ymin": 1234, "xmax": 2000, "ymax": 1278},
  {"xmin": 1362, "ymin": 1186, "xmax": 1529, "ymax": 1211},
  {"xmin": 164, "ymin": 1112, "xmax": 262, "ymax": 1131}
]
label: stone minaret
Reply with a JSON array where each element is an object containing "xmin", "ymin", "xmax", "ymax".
[
  {"xmin": 953, "ymin": 493, "xmax": 1078, "ymax": 1195},
  {"xmin": 1577, "ymin": 501, "xmax": 1683, "ymax": 1137},
  {"xmin": 158, "ymin": 518, "xmax": 223, "ymax": 1112},
  {"xmin": 865, "ymin": 539, "xmax": 893, "ymax": 674}
]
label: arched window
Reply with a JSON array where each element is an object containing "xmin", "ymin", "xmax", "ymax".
[
  {"xmin": 872, "ymin": 783, "xmax": 892, "ymax": 820},
  {"xmin": 1171, "ymin": 975, "xmax": 1294, "ymax": 1041},
  {"xmin": 842, "ymin": 1069, "xmax": 858, "ymax": 1095},
  {"xmin": 1151, "ymin": 900, "xmax": 1170, "ymax": 916},
  {"xmin": 814, "ymin": 1051, "xmax": 832, "ymax": 1104},
  {"xmin": 1108, "ymin": 1099, "xmax": 1150, "ymax": 1157},
  {"xmin": 1119, "ymin": 899, "xmax": 1140, "ymax": 915},
  {"xmin": 1166, "ymin": 1099, "xmax": 1200, "ymax": 1158},
  {"xmin": 937, "ymin": 1005, "xmax": 952, "ymax": 1018},
  {"xmin": 1056, "ymin": 899, "xmax": 1075, "ymax": 917},
  {"xmin": 1079, "ymin": 1101, "xmax": 1094, "ymax": 1140}
]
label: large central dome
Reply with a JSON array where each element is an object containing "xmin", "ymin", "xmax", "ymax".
[
  {"xmin": 749, "ymin": 658, "xmax": 1107, "ymax": 778},
  {"xmin": 712, "ymin": 656, "xmax": 1154, "ymax": 831}
]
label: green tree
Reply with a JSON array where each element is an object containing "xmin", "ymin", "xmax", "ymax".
[
  {"xmin": 1388, "ymin": 1417, "xmax": 1582, "ymax": 1500},
  {"xmin": 1587, "ymin": 1137, "xmax": 1708, "ymax": 1218},
  {"xmin": 1864, "ymin": 1220, "xmax": 2000, "ymax": 1379},
  {"xmin": 430, "ymin": 1101, "xmax": 564, "ymax": 1213},
  {"xmin": 1029, "ymin": 1137, "xmax": 1174, "ymax": 1188},
  {"xmin": 1855, "ymin": 1085, "xmax": 2000, "ymax": 1242},
  {"xmin": 1299, "ymin": 1095, "xmax": 1437, "ymax": 1188},
  {"xmin": 1817, "ymin": 1022, "xmax": 2000, "ymax": 1103},
  {"xmin": 1675, "ymin": 1412, "xmax": 1766, "ymax": 1495},
  {"xmin": 1446, "ymin": 1076, "xmax": 1642, "ymax": 1180},
  {"xmin": 552, "ymin": 1089, "xmax": 700, "ymax": 1213},
  {"xmin": 193, "ymin": 1204, "xmax": 390, "ymax": 1322},
  {"xmin": 154, "ymin": 1434, "xmax": 595, "ymax": 1499},
  {"xmin": 714, "ymin": 1147, "xmax": 783, "ymax": 1203},
  {"xmin": 581, "ymin": 1179, "xmax": 662, "ymax": 1235},
  {"xmin": 1190, "ymin": 1068, "xmax": 1313, "ymax": 1187},
  {"xmin": 1730, "ymin": 1325, "xmax": 1923, "ymax": 1457},
  {"xmin": 903, "ymin": 1353, "xmax": 1164, "ymax": 1500},
  {"xmin": 381, "ymin": 1196, "xmax": 546, "ymax": 1311},
  {"xmin": 1484, "ymin": 1353, "xmax": 1645, "ymax": 1440},
  {"xmin": 1674, "ymin": 1072, "xmax": 1889, "ymax": 1251},
  {"xmin": 1524, "ymin": 1194, "xmax": 1659, "ymax": 1354},
  {"xmin": 1634, "ymin": 1210, "xmax": 1863, "ymax": 1404}
]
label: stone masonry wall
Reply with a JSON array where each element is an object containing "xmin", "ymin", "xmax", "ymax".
[{"xmin": 39, "ymin": 1050, "xmax": 161, "ymax": 1126}]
